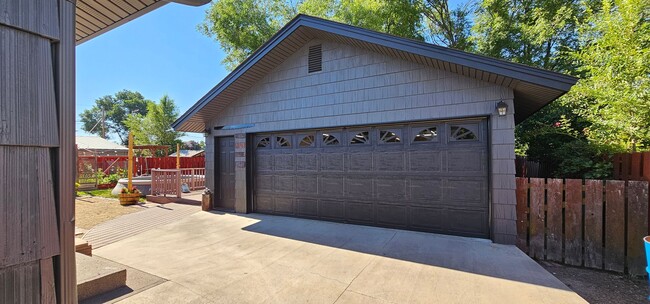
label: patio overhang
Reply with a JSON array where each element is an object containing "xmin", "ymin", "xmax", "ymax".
[{"xmin": 75, "ymin": 0, "xmax": 210, "ymax": 45}]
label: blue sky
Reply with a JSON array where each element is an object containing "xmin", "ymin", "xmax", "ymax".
[{"xmin": 75, "ymin": 3, "xmax": 227, "ymax": 142}]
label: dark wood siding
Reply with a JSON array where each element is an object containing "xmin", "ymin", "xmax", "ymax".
[{"xmin": 0, "ymin": 0, "xmax": 77, "ymax": 301}]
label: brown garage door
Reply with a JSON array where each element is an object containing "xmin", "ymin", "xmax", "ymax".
[{"xmin": 252, "ymin": 119, "xmax": 489, "ymax": 238}]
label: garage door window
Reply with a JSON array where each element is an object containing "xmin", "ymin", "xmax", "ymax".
[
  {"xmin": 413, "ymin": 127, "xmax": 438, "ymax": 142},
  {"xmin": 276, "ymin": 136, "xmax": 292, "ymax": 148},
  {"xmin": 379, "ymin": 130, "xmax": 401, "ymax": 143},
  {"xmin": 350, "ymin": 131, "xmax": 370, "ymax": 145},
  {"xmin": 299, "ymin": 135, "xmax": 315, "ymax": 147},
  {"xmin": 256, "ymin": 137, "xmax": 271, "ymax": 148},
  {"xmin": 322, "ymin": 133, "xmax": 340, "ymax": 146},
  {"xmin": 450, "ymin": 124, "xmax": 478, "ymax": 141}
]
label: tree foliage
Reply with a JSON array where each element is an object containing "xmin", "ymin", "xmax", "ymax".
[
  {"xmin": 562, "ymin": 0, "xmax": 650, "ymax": 151},
  {"xmin": 471, "ymin": 0, "xmax": 584, "ymax": 71},
  {"xmin": 199, "ymin": 0, "xmax": 423, "ymax": 70},
  {"xmin": 79, "ymin": 90, "xmax": 150, "ymax": 145},
  {"xmin": 124, "ymin": 95, "xmax": 185, "ymax": 155},
  {"xmin": 419, "ymin": 0, "xmax": 474, "ymax": 50}
]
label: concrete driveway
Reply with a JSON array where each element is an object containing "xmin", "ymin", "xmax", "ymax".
[{"xmin": 95, "ymin": 210, "xmax": 586, "ymax": 303}]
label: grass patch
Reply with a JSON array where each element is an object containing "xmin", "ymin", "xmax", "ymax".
[{"xmin": 76, "ymin": 189, "xmax": 115, "ymax": 198}]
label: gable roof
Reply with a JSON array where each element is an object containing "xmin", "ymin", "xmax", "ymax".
[
  {"xmin": 173, "ymin": 14, "xmax": 578, "ymax": 132},
  {"xmin": 76, "ymin": 136, "xmax": 128, "ymax": 151},
  {"xmin": 169, "ymin": 149, "xmax": 205, "ymax": 157}
]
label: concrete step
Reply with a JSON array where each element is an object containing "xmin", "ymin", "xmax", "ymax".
[{"xmin": 76, "ymin": 253, "xmax": 127, "ymax": 302}]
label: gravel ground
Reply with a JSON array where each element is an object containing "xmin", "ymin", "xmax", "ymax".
[
  {"xmin": 75, "ymin": 196, "xmax": 149, "ymax": 230},
  {"xmin": 540, "ymin": 261, "xmax": 649, "ymax": 304}
]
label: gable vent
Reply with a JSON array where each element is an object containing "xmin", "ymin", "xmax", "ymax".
[{"xmin": 308, "ymin": 44, "xmax": 322, "ymax": 73}]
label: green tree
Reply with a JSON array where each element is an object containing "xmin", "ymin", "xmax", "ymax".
[
  {"xmin": 79, "ymin": 90, "xmax": 150, "ymax": 144},
  {"xmin": 299, "ymin": 0, "xmax": 423, "ymax": 39},
  {"xmin": 124, "ymin": 95, "xmax": 185, "ymax": 155},
  {"xmin": 471, "ymin": 0, "xmax": 584, "ymax": 71},
  {"xmin": 419, "ymin": 0, "xmax": 474, "ymax": 50},
  {"xmin": 199, "ymin": 0, "xmax": 423, "ymax": 70},
  {"xmin": 563, "ymin": 0, "xmax": 650, "ymax": 151}
]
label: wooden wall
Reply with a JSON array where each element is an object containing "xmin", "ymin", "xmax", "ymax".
[
  {"xmin": 1, "ymin": 0, "xmax": 77, "ymax": 302},
  {"xmin": 207, "ymin": 38, "xmax": 517, "ymax": 244}
]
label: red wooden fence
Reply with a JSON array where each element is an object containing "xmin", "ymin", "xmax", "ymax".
[
  {"xmin": 77, "ymin": 156, "xmax": 205, "ymax": 176},
  {"xmin": 516, "ymin": 178, "xmax": 649, "ymax": 275},
  {"xmin": 612, "ymin": 152, "xmax": 650, "ymax": 181}
]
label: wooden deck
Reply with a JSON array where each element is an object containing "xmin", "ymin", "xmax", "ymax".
[
  {"xmin": 82, "ymin": 203, "xmax": 200, "ymax": 249},
  {"xmin": 146, "ymin": 190, "xmax": 204, "ymax": 205}
]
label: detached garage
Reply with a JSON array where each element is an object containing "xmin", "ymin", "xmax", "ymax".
[{"xmin": 173, "ymin": 15, "xmax": 577, "ymax": 244}]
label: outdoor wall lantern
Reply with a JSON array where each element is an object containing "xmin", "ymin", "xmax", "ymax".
[
  {"xmin": 496, "ymin": 101, "xmax": 508, "ymax": 116},
  {"xmin": 203, "ymin": 128, "xmax": 211, "ymax": 136}
]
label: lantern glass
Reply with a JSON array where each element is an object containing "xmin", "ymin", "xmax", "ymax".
[{"xmin": 496, "ymin": 101, "xmax": 508, "ymax": 116}]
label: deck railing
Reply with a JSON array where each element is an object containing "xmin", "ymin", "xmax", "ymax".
[
  {"xmin": 180, "ymin": 168, "xmax": 206, "ymax": 190},
  {"xmin": 151, "ymin": 168, "xmax": 206, "ymax": 197},
  {"xmin": 151, "ymin": 169, "xmax": 182, "ymax": 198}
]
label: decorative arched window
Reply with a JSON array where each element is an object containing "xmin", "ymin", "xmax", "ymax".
[
  {"xmin": 299, "ymin": 135, "xmax": 315, "ymax": 147},
  {"xmin": 379, "ymin": 130, "xmax": 401, "ymax": 143},
  {"xmin": 256, "ymin": 137, "xmax": 271, "ymax": 148},
  {"xmin": 450, "ymin": 125, "xmax": 478, "ymax": 141},
  {"xmin": 322, "ymin": 133, "xmax": 340, "ymax": 146},
  {"xmin": 276, "ymin": 136, "xmax": 291, "ymax": 148},
  {"xmin": 350, "ymin": 131, "xmax": 370, "ymax": 144},
  {"xmin": 413, "ymin": 127, "xmax": 438, "ymax": 142}
]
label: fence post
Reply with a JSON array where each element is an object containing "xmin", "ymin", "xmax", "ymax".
[{"xmin": 176, "ymin": 170, "xmax": 181, "ymax": 198}]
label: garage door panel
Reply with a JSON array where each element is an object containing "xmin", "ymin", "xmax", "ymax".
[
  {"xmin": 447, "ymin": 150, "xmax": 485, "ymax": 172},
  {"xmin": 274, "ymin": 154, "xmax": 295, "ymax": 171},
  {"xmin": 410, "ymin": 207, "xmax": 444, "ymax": 230},
  {"xmin": 444, "ymin": 209, "xmax": 489, "ymax": 237},
  {"xmin": 320, "ymin": 200, "xmax": 345, "ymax": 219},
  {"xmin": 253, "ymin": 118, "xmax": 489, "ymax": 239},
  {"xmin": 345, "ymin": 177, "xmax": 373, "ymax": 199},
  {"xmin": 348, "ymin": 152, "xmax": 373, "ymax": 171},
  {"xmin": 408, "ymin": 178, "xmax": 442, "ymax": 202},
  {"xmin": 255, "ymin": 175, "xmax": 274, "ymax": 192},
  {"xmin": 375, "ymin": 177, "xmax": 406, "ymax": 201},
  {"xmin": 274, "ymin": 197, "xmax": 294, "ymax": 214},
  {"xmin": 296, "ymin": 175, "xmax": 318, "ymax": 194},
  {"xmin": 408, "ymin": 151, "xmax": 442, "ymax": 172},
  {"xmin": 296, "ymin": 198, "xmax": 318, "ymax": 217},
  {"xmin": 321, "ymin": 153, "xmax": 345, "ymax": 171},
  {"xmin": 256, "ymin": 154, "xmax": 273, "ymax": 171},
  {"xmin": 297, "ymin": 154, "xmax": 318, "ymax": 171},
  {"xmin": 255, "ymin": 195, "xmax": 274, "ymax": 212},
  {"xmin": 445, "ymin": 179, "xmax": 486, "ymax": 206},
  {"xmin": 274, "ymin": 175, "xmax": 295, "ymax": 193},
  {"xmin": 375, "ymin": 152, "xmax": 405, "ymax": 171},
  {"xmin": 376, "ymin": 204, "xmax": 407, "ymax": 227},
  {"xmin": 346, "ymin": 202, "xmax": 375, "ymax": 223},
  {"xmin": 320, "ymin": 176, "xmax": 345, "ymax": 197}
]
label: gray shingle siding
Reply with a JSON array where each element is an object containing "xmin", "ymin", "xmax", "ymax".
[{"xmin": 206, "ymin": 39, "xmax": 517, "ymax": 244}]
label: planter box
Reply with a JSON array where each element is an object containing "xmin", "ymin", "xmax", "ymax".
[
  {"xmin": 97, "ymin": 183, "xmax": 117, "ymax": 189},
  {"xmin": 119, "ymin": 193, "xmax": 139, "ymax": 205}
]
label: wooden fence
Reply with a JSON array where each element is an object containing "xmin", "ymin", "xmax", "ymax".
[
  {"xmin": 516, "ymin": 177, "xmax": 649, "ymax": 275},
  {"xmin": 515, "ymin": 156, "xmax": 551, "ymax": 178},
  {"xmin": 77, "ymin": 156, "xmax": 205, "ymax": 179},
  {"xmin": 612, "ymin": 152, "xmax": 650, "ymax": 181}
]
